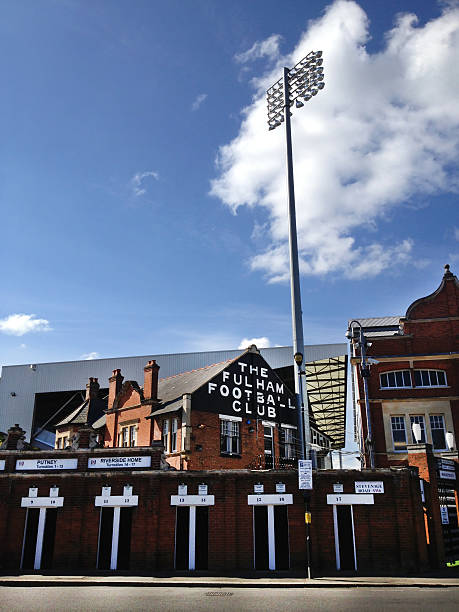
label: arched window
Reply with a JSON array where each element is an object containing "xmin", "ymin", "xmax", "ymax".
[
  {"xmin": 380, "ymin": 370, "xmax": 412, "ymax": 389},
  {"xmin": 414, "ymin": 370, "xmax": 447, "ymax": 387}
]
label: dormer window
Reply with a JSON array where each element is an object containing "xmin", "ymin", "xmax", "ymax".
[{"xmin": 380, "ymin": 370, "xmax": 412, "ymax": 389}]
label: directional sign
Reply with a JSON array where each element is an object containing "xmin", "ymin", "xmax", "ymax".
[
  {"xmin": 327, "ymin": 494, "xmax": 374, "ymax": 505},
  {"xmin": 95, "ymin": 495, "xmax": 139, "ymax": 507},
  {"xmin": 21, "ymin": 497, "xmax": 64, "ymax": 508},
  {"xmin": 170, "ymin": 495, "xmax": 215, "ymax": 506}
]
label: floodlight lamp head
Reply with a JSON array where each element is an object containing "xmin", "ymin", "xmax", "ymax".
[
  {"xmin": 296, "ymin": 99, "xmax": 304, "ymax": 108},
  {"xmin": 315, "ymin": 51, "xmax": 323, "ymax": 58},
  {"xmin": 318, "ymin": 82, "xmax": 325, "ymax": 90}
]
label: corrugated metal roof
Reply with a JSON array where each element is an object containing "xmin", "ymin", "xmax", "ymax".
[
  {"xmin": 351, "ymin": 317, "xmax": 400, "ymax": 327},
  {"xmin": 0, "ymin": 343, "xmax": 347, "ymax": 440}
]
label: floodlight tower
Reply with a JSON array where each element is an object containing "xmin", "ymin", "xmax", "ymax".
[{"xmin": 266, "ymin": 51, "xmax": 325, "ymax": 460}]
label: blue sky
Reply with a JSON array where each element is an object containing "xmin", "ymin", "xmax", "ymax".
[{"xmin": 1, "ymin": 0, "xmax": 458, "ymax": 368}]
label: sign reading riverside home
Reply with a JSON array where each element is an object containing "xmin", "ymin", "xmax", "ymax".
[
  {"xmin": 88, "ymin": 456, "xmax": 152, "ymax": 469},
  {"xmin": 193, "ymin": 352, "xmax": 297, "ymax": 426},
  {"xmin": 16, "ymin": 458, "xmax": 78, "ymax": 471}
]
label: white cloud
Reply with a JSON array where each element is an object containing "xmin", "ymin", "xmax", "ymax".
[
  {"xmin": 238, "ymin": 336, "xmax": 271, "ymax": 349},
  {"xmin": 80, "ymin": 351, "xmax": 100, "ymax": 360},
  {"xmin": 0, "ymin": 314, "xmax": 51, "ymax": 336},
  {"xmin": 191, "ymin": 93, "xmax": 208, "ymax": 111},
  {"xmin": 131, "ymin": 170, "xmax": 159, "ymax": 197},
  {"xmin": 19, "ymin": 343, "xmax": 27, "ymax": 349},
  {"xmin": 211, "ymin": 1, "xmax": 459, "ymax": 281},
  {"xmin": 235, "ymin": 34, "xmax": 282, "ymax": 64}
]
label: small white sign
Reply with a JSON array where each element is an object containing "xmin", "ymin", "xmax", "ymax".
[
  {"xmin": 95, "ymin": 495, "xmax": 139, "ymax": 507},
  {"xmin": 276, "ymin": 483, "xmax": 286, "ymax": 493},
  {"xmin": 16, "ymin": 458, "xmax": 78, "ymax": 471},
  {"xmin": 440, "ymin": 506, "xmax": 449, "ymax": 524},
  {"xmin": 123, "ymin": 485, "xmax": 133, "ymax": 497},
  {"xmin": 254, "ymin": 483, "xmax": 264, "ymax": 493},
  {"xmin": 0, "ymin": 460, "xmax": 5, "ymax": 471},
  {"xmin": 327, "ymin": 494, "xmax": 374, "ymax": 505},
  {"xmin": 102, "ymin": 486, "xmax": 111, "ymax": 497},
  {"xmin": 298, "ymin": 459, "xmax": 313, "ymax": 490},
  {"xmin": 21, "ymin": 497, "xmax": 64, "ymax": 508},
  {"xmin": 170, "ymin": 495, "xmax": 215, "ymax": 506},
  {"xmin": 248, "ymin": 494, "xmax": 293, "ymax": 506},
  {"xmin": 88, "ymin": 456, "xmax": 151, "ymax": 469},
  {"xmin": 49, "ymin": 487, "xmax": 59, "ymax": 498},
  {"xmin": 355, "ymin": 481, "xmax": 384, "ymax": 494},
  {"xmin": 198, "ymin": 484, "xmax": 208, "ymax": 495},
  {"xmin": 178, "ymin": 484, "xmax": 188, "ymax": 496},
  {"xmin": 29, "ymin": 487, "xmax": 38, "ymax": 498},
  {"xmin": 333, "ymin": 483, "xmax": 343, "ymax": 493},
  {"xmin": 439, "ymin": 470, "xmax": 456, "ymax": 481}
]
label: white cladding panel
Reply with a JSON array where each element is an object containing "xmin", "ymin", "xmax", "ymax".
[{"xmin": 0, "ymin": 344, "xmax": 346, "ymax": 437}]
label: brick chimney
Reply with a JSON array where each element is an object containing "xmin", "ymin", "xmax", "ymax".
[
  {"xmin": 144, "ymin": 360, "xmax": 160, "ymax": 401},
  {"xmin": 85, "ymin": 377, "xmax": 100, "ymax": 401},
  {"xmin": 108, "ymin": 369, "xmax": 124, "ymax": 410},
  {"xmin": 5, "ymin": 424, "xmax": 26, "ymax": 450}
]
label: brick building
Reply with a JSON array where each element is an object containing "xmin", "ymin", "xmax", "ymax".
[
  {"xmin": 348, "ymin": 264, "xmax": 459, "ymax": 562},
  {"xmin": 104, "ymin": 346, "xmax": 332, "ymax": 471},
  {"xmin": 0, "ymin": 440, "xmax": 433, "ymax": 576}
]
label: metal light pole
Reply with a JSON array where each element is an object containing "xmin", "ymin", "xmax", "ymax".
[
  {"xmin": 266, "ymin": 51, "xmax": 325, "ymax": 461},
  {"xmin": 346, "ymin": 320, "xmax": 375, "ymax": 469}
]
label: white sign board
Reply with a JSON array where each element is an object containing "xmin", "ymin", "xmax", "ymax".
[
  {"xmin": 21, "ymin": 497, "xmax": 64, "ymax": 508},
  {"xmin": 198, "ymin": 484, "xmax": 208, "ymax": 495},
  {"xmin": 178, "ymin": 484, "xmax": 188, "ymax": 495},
  {"xmin": 298, "ymin": 459, "xmax": 313, "ymax": 490},
  {"xmin": 16, "ymin": 458, "xmax": 78, "ymax": 471},
  {"xmin": 170, "ymin": 495, "xmax": 215, "ymax": 506},
  {"xmin": 439, "ymin": 470, "xmax": 456, "ymax": 481},
  {"xmin": 327, "ymin": 494, "xmax": 374, "ymax": 505},
  {"xmin": 333, "ymin": 483, "xmax": 343, "ymax": 493},
  {"xmin": 0, "ymin": 459, "xmax": 5, "ymax": 471},
  {"xmin": 276, "ymin": 483, "xmax": 286, "ymax": 493},
  {"xmin": 88, "ymin": 456, "xmax": 151, "ymax": 469},
  {"xmin": 254, "ymin": 483, "xmax": 264, "ymax": 493},
  {"xmin": 248, "ymin": 494, "xmax": 293, "ymax": 506},
  {"xmin": 440, "ymin": 506, "xmax": 449, "ymax": 524},
  {"xmin": 355, "ymin": 481, "xmax": 384, "ymax": 494},
  {"xmin": 95, "ymin": 495, "xmax": 139, "ymax": 507}
]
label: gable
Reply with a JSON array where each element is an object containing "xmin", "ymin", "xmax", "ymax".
[
  {"xmin": 406, "ymin": 268, "xmax": 459, "ymax": 320},
  {"xmin": 192, "ymin": 352, "xmax": 298, "ymax": 426}
]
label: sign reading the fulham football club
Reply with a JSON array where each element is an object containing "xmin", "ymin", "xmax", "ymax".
[
  {"xmin": 88, "ymin": 456, "xmax": 152, "ymax": 469},
  {"xmin": 193, "ymin": 352, "xmax": 297, "ymax": 426},
  {"xmin": 16, "ymin": 458, "xmax": 78, "ymax": 471}
]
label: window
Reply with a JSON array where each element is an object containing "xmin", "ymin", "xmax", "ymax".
[
  {"xmin": 162, "ymin": 420, "xmax": 170, "ymax": 453},
  {"xmin": 410, "ymin": 415, "xmax": 426, "ymax": 443},
  {"xmin": 56, "ymin": 437, "xmax": 62, "ymax": 449},
  {"xmin": 414, "ymin": 370, "xmax": 447, "ymax": 387},
  {"xmin": 281, "ymin": 426, "xmax": 296, "ymax": 459},
  {"xmin": 391, "ymin": 416, "xmax": 407, "ymax": 451},
  {"xmin": 430, "ymin": 415, "xmax": 447, "ymax": 450},
  {"xmin": 171, "ymin": 418, "xmax": 178, "ymax": 453},
  {"xmin": 380, "ymin": 370, "xmax": 412, "ymax": 388},
  {"xmin": 63, "ymin": 436, "xmax": 68, "ymax": 448},
  {"xmin": 129, "ymin": 425, "xmax": 136, "ymax": 447},
  {"xmin": 220, "ymin": 418, "xmax": 240, "ymax": 455}
]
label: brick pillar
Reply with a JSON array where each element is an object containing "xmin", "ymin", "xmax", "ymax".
[
  {"xmin": 407, "ymin": 443, "xmax": 445, "ymax": 567},
  {"xmin": 144, "ymin": 360, "xmax": 160, "ymax": 401}
]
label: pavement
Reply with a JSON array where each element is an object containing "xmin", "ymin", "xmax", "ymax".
[{"xmin": 1, "ymin": 568, "xmax": 459, "ymax": 588}]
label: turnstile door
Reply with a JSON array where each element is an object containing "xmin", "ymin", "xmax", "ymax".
[
  {"xmin": 254, "ymin": 506, "xmax": 269, "ymax": 570},
  {"xmin": 41, "ymin": 509, "xmax": 57, "ymax": 570},
  {"xmin": 337, "ymin": 505, "xmax": 355, "ymax": 570},
  {"xmin": 195, "ymin": 506, "xmax": 209, "ymax": 570},
  {"xmin": 175, "ymin": 506, "xmax": 190, "ymax": 570},
  {"xmin": 21, "ymin": 508, "xmax": 40, "ymax": 570},
  {"xmin": 97, "ymin": 507, "xmax": 114, "ymax": 570},
  {"xmin": 117, "ymin": 507, "xmax": 133, "ymax": 570},
  {"xmin": 274, "ymin": 506, "xmax": 289, "ymax": 570}
]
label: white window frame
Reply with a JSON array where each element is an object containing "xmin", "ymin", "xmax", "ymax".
[
  {"xmin": 380, "ymin": 370, "xmax": 412, "ymax": 389},
  {"xmin": 280, "ymin": 424, "xmax": 296, "ymax": 460},
  {"xmin": 414, "ymin": 369, "xmax": 448, "ymax": 388},
  {"xmin": 429, "ymin": 414, "xmax": 447, "ymax": 451},
  {"xmin": 409, "ymin": 415, "xmax": 426, "ymax": 444},
  {"xmin": 171, "ymin": 418, "xmax": 179, "ymax": 453},
  {"xmin": 162, "ymin": 419, "xmax": 170, "ymax": 453},
  {"xmin": 390, "ymin": 415, "xmax": 407, "ymax": 452},
  {"xmin": 220, "ymin": 416, "xmax": 241, "ymax": 456}
]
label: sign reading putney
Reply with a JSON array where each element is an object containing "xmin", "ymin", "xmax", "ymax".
[{"xmin": 193, "ymin": 352, "xmax": 297, "ymax": 426}]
